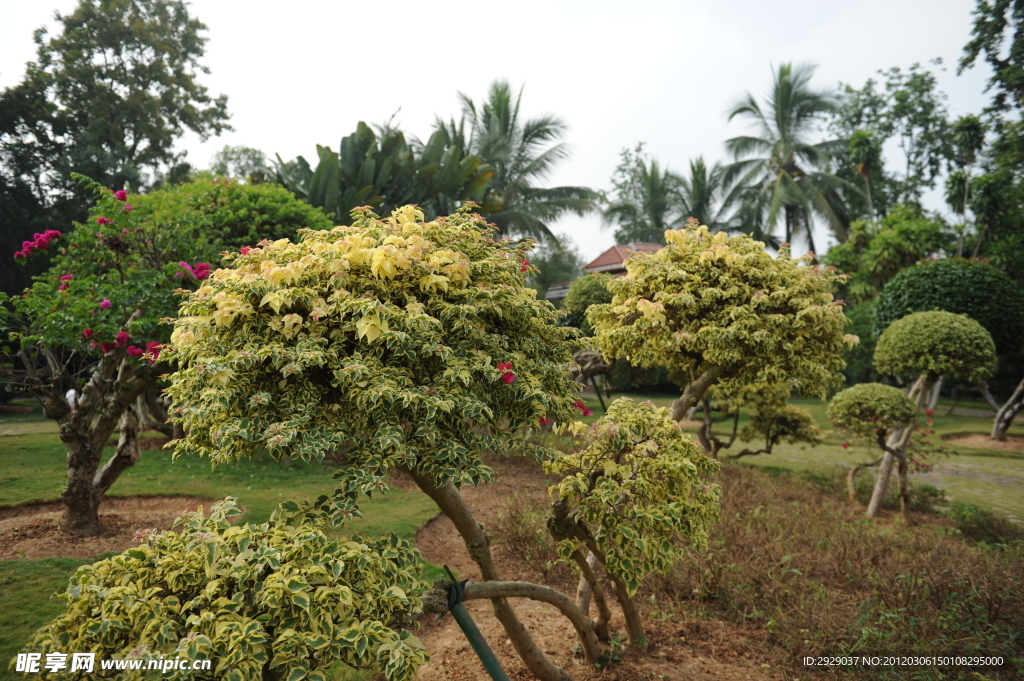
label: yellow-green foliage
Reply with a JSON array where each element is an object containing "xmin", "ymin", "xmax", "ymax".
[
  {"xmin": 873, "ymin": 310, "xmax": 997, "ymax": 382},
  {"xmin": 828, "ymin": 383, "xmax": 917, "ymax": 439},
  {"xmin": 587, "ymin": 225, "xmax": 853, "ymax": 399},
  {"xmin": 165, "ymin": 206, "xmax": 581, "ymax": 488},
  {"xmin": 741, "ymin": 403, "xmax": 822, "ymax": 448},
  {"xmin": 21, "ymin": 499, "xmax": 428, "ymax": 681},
  {"xmin": 563, "ymin": 273, "xmax": 612, "ymax": 316},
  {"xmin": 546, "ymin": 398, "xmax": 720, "ymax": 596}
]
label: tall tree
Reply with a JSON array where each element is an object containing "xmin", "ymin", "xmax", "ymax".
[
  {"xmin": 678, "ymin": 156, "xmax": 733, "ymax": 232},
  {"xmin": 960, "ymin": 0, "xmax": 1024, "ymax": 115},
  {"xmin": 603, "ymin": 144, "xmax": 683, "ymax": 244},
  {"xmin": 0, "ymin": 0, "xmax": 230, "ymax": 296},
  {"xmin": 946, "ymin": 115, "xmax": 988, "ymax": 256},
  {"xmin": 880, "ymin": 62, "xmax": 953, "ymax": 204},
  {"xmin": 445, "ymin": 80, "xmax": 600, "ymax": 240},
  {"xmin": 724, "ymin": 63, "xmax": 855, "ymax": 251}
]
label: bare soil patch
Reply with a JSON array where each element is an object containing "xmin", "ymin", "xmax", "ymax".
[
  {"xmin": 945, "ymin": 433, "xmax": 1024, "ymax": 452},
  {"xmin": 0, "ymin": 496, "xmax": 215, "ymax": 560},
  {"xmin": 413, "ymin": 457, "xmax": 774, "ymax": 681}
]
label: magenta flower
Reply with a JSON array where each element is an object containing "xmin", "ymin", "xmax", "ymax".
[
  {"xmin": 144, "ymin": 341, "xmax": 163, "ymax": 362},
  {"xmin": 115, "ymin": 331, "xmax": 130, "ymax": 348},
  {"xmin": 520, "ymin": 259, "xmax": 530, "ymax": 272},
  {"xmin": 82, "ymin": 328, "xmax": 93, "ymax": 339},
  {"xmin": 539, "ymin": 417, "xmax": 551, "ymax": 426},
  {"xmin": 58, "ymin": 284, "xmax": 68, "ymax": 291},
  {"xmin": 114, "ymin": 190, "xmax": 128, "ymax": 201},
  {"xmin": 122, "ymin": 203, "xmax": 132, "ymax": 212},
  {"xmin": 501, "ymin": 371, "xmax": 516, "ymax": 385},
  {"xmin": 239, "ymin": 246, "xmax": 251, "ymax": 255},
  {"xmin": 97, "ymin": 217, "xmax": 112, "ymax": 225},
  {"xmin": 99, "ymin": 342, "xmax": 115, "ymax": 354},
  {"xmin": 60, "ymin": 274, "xmax": 73, "ymax": 282},
  {"xmin": 497, "ymin": 361, "xmax": 513, "ymax": 371},
  {"xmin": 126, "ymin": 345, "xmax": 144, "ymax": 358},
  {"xmin": 99, "ymin": 299, "xmax": 112, "ymax": 309}
]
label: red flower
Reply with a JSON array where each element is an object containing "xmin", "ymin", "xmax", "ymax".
[
  {"xmin": 841, "ymin": 442, "xmax": 849, "ymax": 449},
  {"xmin": 126, "ymin": 345, "xmax": 144, "ymax": 358},
  {"xmin": 97, "ymin": 217, "xmax": 112, "ymax": 225},
  {"xmin": 115, "ymin": 331, "xmax": 130, "ymax": 348},
  {"xmin": 520, "ymin": 259, "xmax": 530, "ymax": 272},
  {"xmin": 122, "ymin": 203, "xmax": 132, "ymax": 212},
  {"xmin": 501, "ymin": 371, "xmax": 516, "ymax": 385},
  {"xmin": 145, "ymin": 341, "xmax": 163, "ymax": 362},
  {"xmin": 82, "ymin": 328, "xmax": 93, "ymax": 339},
  {"xmin": 582, "ymin": 407, "xmax": 592, "ymax": 416},
  {"xmin": 497, "ymin": 361, "xmax": 513, "ymax": 371},
  {"xmin": 240, "ymin": 246, "xmax": 250, "ymax": 255},
  {"xmin": 100, "ymin": 299, "xmax": 112, "ymax": 309},
  {"xmin": 114, "ymin": 190, "xmax": 128, "ymax": 201},
  {"xmin": 58, "ymin": 284, "xmax": 68, "ymax": 291},
  {"xmin": 539, "ymin": 417, "xmax": 551, "ymax": 426},
  {"xmin": 99, "ymin": 342, "xmax": 115, "ymax": 354},
  {"xmin": 60, "ymin": 274, "xmax": 73, "ymax": 281},
  {"xmin": 925, "ymin": 410, "xmax": 934, "ymax": 416}
]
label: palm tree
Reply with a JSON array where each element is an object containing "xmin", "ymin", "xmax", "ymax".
[
  {"xmin": 678, "ymin": 156, "xmax": 733, "ymax": 232},
  {"xmin": 441, "ymin": 80, "xmax": 600, "ymax": 240},
  {"xmin": 724, "ymin": 63, "xmax": 856, "ymax": 253},
  {"xmin": 848, "ymin": 130, "xmax": 882, "ymax": 222},
  {"xmin": 603, "ymin": 146, "xmax": 683, "ymax": 244}
]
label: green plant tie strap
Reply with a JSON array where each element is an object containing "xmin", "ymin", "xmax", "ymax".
[{"xmin": 443, "ymin": 566, "xmax": 511, "ymax": 681}]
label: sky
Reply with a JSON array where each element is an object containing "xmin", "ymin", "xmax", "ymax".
[{"xmin": 0, "ymin": 0, "xmax": 994, "ymax": 264}]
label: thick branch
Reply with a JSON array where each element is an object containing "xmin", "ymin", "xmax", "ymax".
[
  {"xmin": 94, "ymin": 407, "xmax": 141, "ymax": 498},
  {"xmin": 669, "ymin": 365, "xmax": 722, "ymax": 422},
  {"xmin": 571, "ymin": 550, "xmax": 610, "ymax": 641}
]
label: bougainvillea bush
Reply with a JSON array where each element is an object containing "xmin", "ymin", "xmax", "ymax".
[
  {"xmin": 545, "ymin": 398, "xmax": 720, "ymax": 646},
  {"xmin": 22, "ymin": 498, "xmax": 429, "ymax": 681},
  {"xmin": 2, "ymin": 176, "xmax": 332, "ymax": 535},
  {"xmin": 587, "ymin": 222, "xmax": 855, "ymax": 424}
]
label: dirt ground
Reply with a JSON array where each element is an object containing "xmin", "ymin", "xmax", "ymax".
[
  {"xmin": 413, "ymin": 458, "xmax": 775, "ymax": 681},
  {"xmin": 0, "ymin": 496, "xmax": 213, "ymax": 560},
  {"xmin": 945, "ymin": 433, "xmax": 1024, "ymax": 452}
]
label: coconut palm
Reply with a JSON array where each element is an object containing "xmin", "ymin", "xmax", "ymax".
[
  {"xmin": 443, "ymin": 80, "xmax": 600, "ymax": 240},
  {"xmin": 724, "ymin": 63, "xmax": 857, "ymax": 252},
  {"xmin": 603, "ymin": 148, "xmax": 683, "ymax": 244},
  {"xmin": 678, "ymin": 156, "xmax": 734, "ymax": 232}
]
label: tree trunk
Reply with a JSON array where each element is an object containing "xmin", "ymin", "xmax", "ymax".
[
  {"xmin": 847, "ymin": 457, "xmax": 883, "ymax": 505},
  {"xmin": 573, "ymin": 550, "xmax": 610, "ymax": 641},
  {"xmin": 927, "ymin": 377, "xmax": 943, "ymax": 412},
  {"xmin": 401, "ymin": 467, "xmax": 572, "ymax": 681},
  {"xmin": 897, "ymin": 457, "xmax": 911, "ymax": 524},
  {"xmin": 867, "ymin": 375, "xmax": 931, "ymax": 517},
  {"xmin": 137, "ymin": 386, "xmax": 175, "ymax": 439},
  {"xmin": 992, "ymin": 376, "xmax": 1024, "ymax": 442},
  {"xmin": 669, "ymin": 366, "xmax": 722, "ymax": 422}
]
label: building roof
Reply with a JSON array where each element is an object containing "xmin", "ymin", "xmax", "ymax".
[
  {"xmin": 583, "ymin": 242, "xmax": 662, "ymax": 274},
  {"xmin": 544, "ymin": 281, "xmax": 573, "ymax": 301}
]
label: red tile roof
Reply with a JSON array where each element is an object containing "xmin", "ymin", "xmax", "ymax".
[{"xmin": 583, "ymin": 242, "xmax": 662, "ymax": 274}]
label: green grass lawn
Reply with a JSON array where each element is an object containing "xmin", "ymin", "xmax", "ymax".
[{"xmin": 0, "ymin": 401, "xmax": 439, "ymax": 678}]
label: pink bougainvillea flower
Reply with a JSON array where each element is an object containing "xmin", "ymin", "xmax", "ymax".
[
  {"xmin": 126, "ymin": 345, "xmax": 144, "ymax": 358},
  {"xmin": 192, "ymin": 263, "xmax": 211, "ymax": 280},
  {"xmin": 239, "ymin": 246, "xmax": 250, "ymax": 255},
  {"xmin": 501, "ymin": 371, "xmax": 516, "ymax": 385},
  {"xmin": 96, "ymin": 217, "xmax": 112, "ymax": 225},
  {"xmin": 60, "ymin": 274, "xmax": 73, "ymax": 281},
  {"xmin": 841, "ymin": 442, "xmax": 849, "ymax": 449},
  {"xmin": 114, "ymin": 190, "xmax": 128, "ymax": 201},
  {"xmin": 99, "ymin": 342, "xmax": 115, "ymax": 354},
  {"xmin": 122, "ymin": 203, "xmax": 132, "ymax": 213},
  {"xmin": 520, "ymin": 259, "xmax": 530, "ymax": 272},
  {"xmin": 58, "ymin": 284, "xmax": 68, "ymax": 291},
  {"xmin": 115, "ymin": 331, "xmax": 130, "ymax": 348},
  {"xmin": 99, "ymin": 299, "xmax": 112, "ymax": 309},
  {"xmin": 82, "ymin": 328, "xmax": 93, "ymax": 339},
  {"xmin": 144, "ymin": 341, "xmax": 163, "ymax": 362},
  {"xmin": 924, "ymin": 410, "xmax": 934, "ymax": 416},
  {"xmin": 497, "ymin": 361, "xmax": 513, "ymax": 371},
  {"xmin": 539, "ymin": 417, "xmax": 551, "ymax": 426}
]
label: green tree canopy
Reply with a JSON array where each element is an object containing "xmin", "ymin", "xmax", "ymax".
[
  {"xmin": 562, "ymin": 273, "xmax": 613, "ymax": 332},
  {"xmin": 873, "ymin": 257, "xmax": 1024, "ymax": 352},
  {"xmin": 524, "ymin": 233, "xmax": 584, "ymax": 300},
  {"xmin": 874, "ymin": 310, "xmax": 997, "ymax": 383},
  {"xmin": 828, "ymin": 382, "xmax": 917, "ymax": 440},
  {"xmin": 588, "ymin": 223, "xmax": 852, "ymax": 421}
]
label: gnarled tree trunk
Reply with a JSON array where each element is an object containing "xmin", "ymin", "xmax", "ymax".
[
  {"xmin": 992, "ymin": 376, "xmax": 1024, "ymax": 442},
  {"xmin": 866, "ymin": 375, "xmax": 930, "ymax": 518},
  {"xmin": 669, "ymin": 366, "xmax": 723, "ymax": 423}
]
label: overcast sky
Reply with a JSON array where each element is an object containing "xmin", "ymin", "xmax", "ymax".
[{"xmin": 1, "ymin": 0, "xmax": 993, "ymax": 263}]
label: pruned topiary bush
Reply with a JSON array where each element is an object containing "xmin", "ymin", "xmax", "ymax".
[{"xmin": 21, "ymin": 498, "xmax": 429, "ymax": 681}]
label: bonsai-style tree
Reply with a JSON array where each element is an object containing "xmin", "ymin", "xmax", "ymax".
[
  {"xmin": 868, "ymin": 310, "xmax": 996, "ymax": 516},
  {"xmin": 2, "ymin": 176, "xmax": 331, "ymax": 536},
  {"xmin": 587, "ymin": 221, "xmax": 854, "ymax": 431},
  {"xmin": 545, "ymin": 399, "xmax": 720, "ymax": 649},
  {"xmin": 163, "ymin": 206, "xmax": 721, "ymax": 680},
  {"xmin": 828, "ymin": 383, "xmax": 918, "ymax": 521},
  {"xmin": 22, "ymin": 498, "xmax": 430, "ymax": 681},
  {"xmin": 874, "ymin": 257, "xmax": 1024, "ymax": 436}
]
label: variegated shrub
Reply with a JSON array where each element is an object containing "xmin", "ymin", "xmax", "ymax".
[{"xmin": 22, "ymin": 498, "xmax": 428, "ymax": 681}]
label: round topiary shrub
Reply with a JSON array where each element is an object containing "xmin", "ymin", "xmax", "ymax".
[
  {"xmin": 874, "ymin": 310, "xmax": 997, "ymax": 382},
  {"xmin": 828, "ymin": 382, "xmax": 917, "ymax": 440},
  {"xmin": 874, "ymin": 258, "xmax": 1024, "ymax": 352},
  {"xmin": 22, "ymin": 499, "xmax": 429, "ymax": 681}
]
